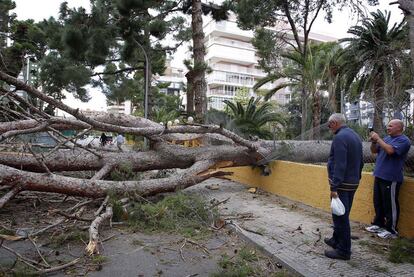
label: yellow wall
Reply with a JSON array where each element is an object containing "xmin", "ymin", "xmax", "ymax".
[{"xmin": 224, "ymin": 161, "xmax": 414, "ymax": 238}]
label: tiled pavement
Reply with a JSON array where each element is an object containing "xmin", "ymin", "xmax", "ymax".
[{"xmin": 187, "ymin": 178, "xmax": 414, "ymax": 277}]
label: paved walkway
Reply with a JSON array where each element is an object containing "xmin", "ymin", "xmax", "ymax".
[{"xmin": 187, "ymin": 178, "xmax": 414, "ymax": 277}]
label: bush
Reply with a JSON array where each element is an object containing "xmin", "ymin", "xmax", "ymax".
[{"xmin": 127, "ymin": 193, "xmax": 217, "ymax": 238}]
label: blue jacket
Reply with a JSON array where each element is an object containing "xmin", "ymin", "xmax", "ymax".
[{"xmin": 327, "ymin": 126, "xmax": 364, "ymax": 192}]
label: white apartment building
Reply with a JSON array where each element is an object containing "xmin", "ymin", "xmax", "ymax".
[
  {"xmin": 107, "ymin": 100, "xmax": 133, "ymax": 115},
  {"xmin": 203, "ymin": 15, "xmax": 337, "ymax": 110},
  {"xmin": 154, "ymin": 59, "xmax": 187, "ymax": 108}
]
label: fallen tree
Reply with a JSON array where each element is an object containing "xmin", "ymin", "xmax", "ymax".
[{"xmin": 0, "ymin": 70, "xmax": 412, "ymax": 256}]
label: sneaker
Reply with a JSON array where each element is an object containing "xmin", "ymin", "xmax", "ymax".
[
  {"xmin": 324, "ymin": 237, "xmax": 337, "ymax": 249},
  {"xmin": 377, "ymin": 230, "xmax": 398, "ymax": 239},
  {"xmin": 324, "ymin": 249, "xmax": 350, "ymax": 260},
  {"xmin": 365, "ymin": 225, "xmax": 385, "ymax": 233}
]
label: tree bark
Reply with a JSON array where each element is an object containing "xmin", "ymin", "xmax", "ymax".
[
  {"xmin": 300, "ymin": 88, "xmax": 308, "ymax": 140},
  {"xmin": 373, "ymin": 74, "xmax": 385, "ymax": 135},
  {"xmin": 192, "ymin": 0, "xmax": 207, "ymax": 121},
  {"xmin": 186, "ymin": 72, "xmax": 195, "ymax": 114},
  {"xmin": 396, "ymin": 1, "xmax": 414, "ymax": 84},
  {"xmin": 0, "ymin": 160, "xmax": 230, "ymax": 198},
  {"xmin": 311, "ymin": 91, "xmax": 321, "ymax": 140}
]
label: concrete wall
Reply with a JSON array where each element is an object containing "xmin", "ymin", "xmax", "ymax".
[{"xmin": 224, "ymin": 161, "xmax": 414, "ymax": 238}]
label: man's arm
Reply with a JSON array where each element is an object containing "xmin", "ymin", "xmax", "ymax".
[
  {"xmin": 331, "ymin": 136, "xmax": 347, "ymax": 192},
  {"xmin": 376, "ymin": 138, "xmax": 395, "ymax": 155},
  {"xmin": 370, "ymin": 132, "xmax": 394, "ymax": 155}
]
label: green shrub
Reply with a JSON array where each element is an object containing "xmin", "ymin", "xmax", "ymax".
[
  {"xmin": 389, "ymin": 238, "xmax": 414, "ymax": 264},
  {"xmin": 127, "ymin": 193, "xmax": 216, "ymax": 238}
]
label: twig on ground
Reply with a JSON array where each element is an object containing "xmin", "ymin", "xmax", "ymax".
[
  {"xmin": 94, "ymin": 196, "xmax": 109, "ymax": 216},
  {"xmin": 28, "ymin": 236, "xmax": 50, "ymax": 268},
  {"xmin": 0, "ymin": 185, "xmax": 23, "ymax": 209},
  {"xmin": 0, "ymin": 224, "xmax": 14, "ymax": 233},
  {"xmin": 51, "ymin": 210, "xmax": 94, "ymax": 222},
  {"xmin": 209, "ymin": 197, "xmax": 230, "ymax": 209},
  {"xmin": 180, "ymin": 239, "xmax": 187, "ymax": 262},
  {"xmin": 313, "ymin": 230, "xmax": 322, "ymax": 246},
  {"xmin": 0, "ymin": 244, "xmax": 42, "ymax": 271},
  {"xmin": 31, "ymin": 206, "xmax": 86, "ymax": 237},
  {"xmin": 267, "ymin": 257, "xmax": 276, "ymax": 272},
  {"xmin": 38, "ymin": 257, "xmax": 81, "ymax": 274},
  {"xmin": 101, "ymin": 234, "xmax": 116, "ymax": 243},
  {"xmin": 229, "ymin": 221, "xmax": 264, "ymax": 236},
  {"xmin": 187, "ymin": 239, "xmax": 210, "ymax": 255},
  {"xmin": 66, "ymin": 199, "xmax": 94, "ymax": 213}
]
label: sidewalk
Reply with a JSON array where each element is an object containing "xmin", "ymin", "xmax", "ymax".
[{"xmin": 187, "ymin": 178, "xmax": 414, "ymax": 277}]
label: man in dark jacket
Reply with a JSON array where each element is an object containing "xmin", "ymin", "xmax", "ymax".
[{"xmin": 324, "ymin": 113, "xmax": 364, "ymax": 260}]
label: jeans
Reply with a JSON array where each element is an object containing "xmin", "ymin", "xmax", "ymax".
[{"xmin": 332, "ymin": 190, "xmax": 356, "ymax": 256}]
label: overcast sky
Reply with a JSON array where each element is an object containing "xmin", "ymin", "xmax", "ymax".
[{"xmin": 11, "ymin": 0, "xmax": 404, "ymax": 111}]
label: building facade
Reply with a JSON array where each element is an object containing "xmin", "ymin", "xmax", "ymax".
[
  {"xmin": 203, "ymin": 15, "xmax": 337, "ymax": 110},
  {"xmin": 107, "ymin": 100, "xmax": 133, "ymax": 115}
]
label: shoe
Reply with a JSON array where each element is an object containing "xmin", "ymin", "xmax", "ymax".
[
  {"xmin": 324, "ymin": 237, "xmax": 337, "ymax": 249},
  {"xmin": 365, "ymin": 225, "xmax": 385, "ymax": 233},
  {"xmin": 324, "ymin": 249, "xmax": 350, "ymax": 260},
  {"xmin": 377, "ymin": 230, "xmax": 398, "ymax": 239}
]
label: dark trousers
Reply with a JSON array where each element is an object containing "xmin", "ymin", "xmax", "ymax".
[
  {"xmin": 332, "ymin": 190, "xmax": 356, "ymax": 256},
  {"xmin": 372, "ymin": 177, "xmax": 401, "ymax": 234}
]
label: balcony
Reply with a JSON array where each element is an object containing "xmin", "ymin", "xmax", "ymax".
[
  {"xmin": 211, "ymin": 64, "xmax": 266, "ymax": 77},
  {"xmin": 208, "ymin": 89, "xmax": 236, "ymax": 97},
  {"xmin": 204, "ymin": 19, "xmax": 253, "ymax": 41},
  {"xmin": 206, "ymin": 37, "xmax": 254, "ymax": 50},
  {"xmin": 207, "ymin": 72, "xmax": 255, "ymax": 87},
  {"xmin": 206, "ymin": 44, "xmax": 257, "ymax": 65}
]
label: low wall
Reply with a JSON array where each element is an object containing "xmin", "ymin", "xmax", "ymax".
[{"xmin": 224, "ymin": 161, "xmax": 414, "ymax": 238}]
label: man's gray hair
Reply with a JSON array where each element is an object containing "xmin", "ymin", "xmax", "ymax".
[{"xmin": 328, "ymin": 113, "xmax": 346, "ymax": 125}]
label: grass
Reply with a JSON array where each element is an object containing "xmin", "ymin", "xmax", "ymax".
[
  {"xmin": 373, "ymin": 265, "xmax": 389, "ymax": 273},
  {"xmin": 211, "ymin": 246, "xmax": 291, "ymax": 277},
  {"xmin": 362, "ymin": 163, "xmax": 375, "ymax": 172},
  {"xmin": 91, "ymin": 255, "xmax": 108, "ymax": 265},
  {"xmin": 0, "ymin": 227, "xmax": 14, "ymax": 236},
  {"xmin": 50, "ymin": 230, "xmax": 88, "ymax": 247},
  {"xmin": 358, "ymin": 240, "xmax": 388, "ymax": 255},
  {"xmin": 0, "ymin": 261, "xmax": 39, "ymax": 277},
  {"xmin": 125, "ymin": 193, "xmax": 218, "ymax": 238},
  {"xmin": 213, "ymin": 253, "xmax": 255, "ymax": 277},
  {"xmin": 389, "ymin": 238, "xmax": 414, "ymax": 264}
]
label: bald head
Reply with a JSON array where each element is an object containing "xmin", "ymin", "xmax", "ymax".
[{"xmin": 387, "ymin": 119, "xmax": 404, "ymax": 136}]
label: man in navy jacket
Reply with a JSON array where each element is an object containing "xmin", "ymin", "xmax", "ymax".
[{"xmin": 324, "ymin": 113, "xmax": 364, "ymax": 260}]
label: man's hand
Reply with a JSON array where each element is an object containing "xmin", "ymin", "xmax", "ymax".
[
  {"xmin": 331, "ymin": 191, "xmax": 338, "ymax": 198},
  {"xmin": 369, "ymin": 131, "xmax": 380, "ymax": 143}
]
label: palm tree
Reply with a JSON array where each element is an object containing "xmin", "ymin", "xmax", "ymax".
[
  {"xmin": 341, "ymin": 10, "xmax": 409, "ymax": 134},
  {"xmin": 223, "ymin": 97, "xmax": 286, "ymax": 139},
  {"xmin": 254, "ymin": 42, "xmax": 339, "ymax": 139}
]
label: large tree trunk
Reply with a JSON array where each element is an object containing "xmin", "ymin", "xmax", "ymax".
[
  {"xmin": 311, "ymin": 91, "xmax": 321, "ymax": 140},
  {"xmin": 373, "ymin": 75, "xmax": 385, "ymax": 135},
  {"xmin": 396, "ymin": 1, "xmax": 414, "ymax": 80},
  {"xmin": 192, "ymin": 0, "xmax": 207, "ymax": 121},
  {"xmin": 186, "ymin": 72, "xmax": 195, "ymax": 114},
  {"xmin": 300, "ymin": 88, "xmax": 308, "ymax": 140}
]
